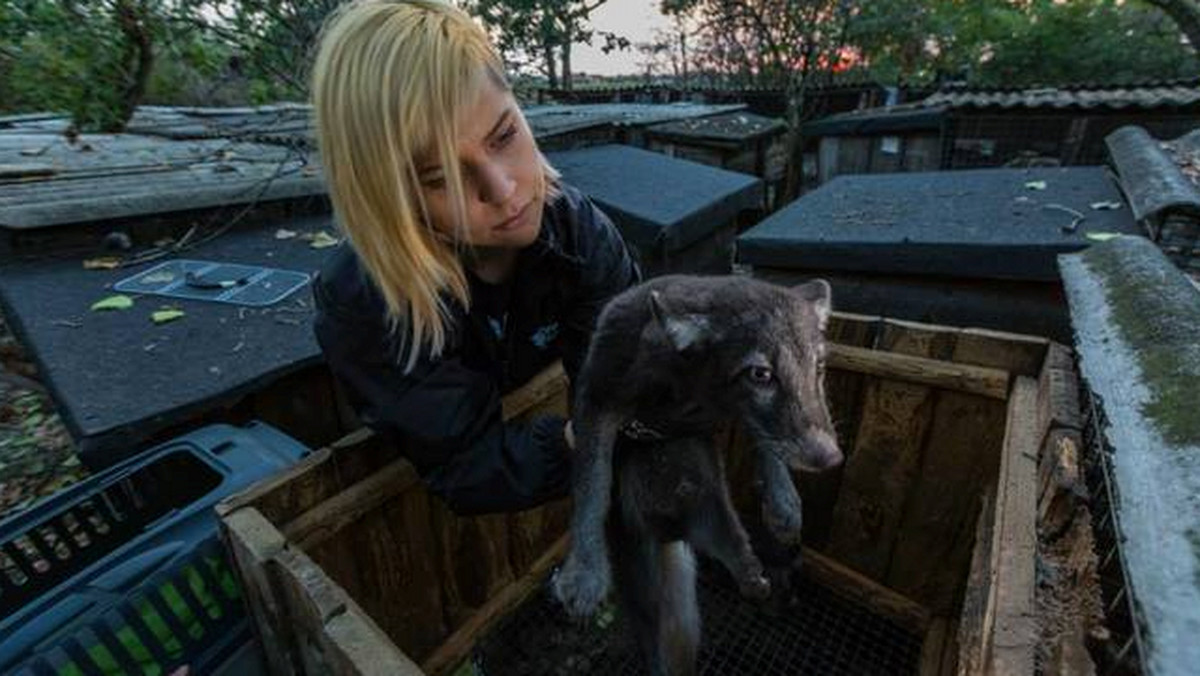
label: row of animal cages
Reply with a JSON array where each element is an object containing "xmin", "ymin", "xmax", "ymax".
[
  {"xmin": 217, "ymin": 312, "xmax": 1093, "ymax": 676},
  {"xmin": 805, "ymin": 111, "xmax": 1200, "ymax": 186}
]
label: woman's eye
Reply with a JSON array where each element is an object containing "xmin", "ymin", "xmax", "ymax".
[
  {"xmin": 746, "ymin": 366, "xmax": 773, "ymax": 385},
  {"xmin": 421, "ymin": 175, "xmax": 445, "ymax": 190},
  {"xmin": 494, "ymin": 124, "xmax": 517, "ymax": 148}
]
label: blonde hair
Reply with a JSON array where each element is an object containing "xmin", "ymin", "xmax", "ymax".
[{"xmin": 311, "ymin": 0, "xmax": 558, "ymax": 371}]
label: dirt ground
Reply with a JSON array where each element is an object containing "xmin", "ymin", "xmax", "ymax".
[{"xmin": 0, "ymin": 308, "xmax": 86, "ymax": 521}]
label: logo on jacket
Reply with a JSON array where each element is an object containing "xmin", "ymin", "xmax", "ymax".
[{"xmin": 530, "ymin": 322, "xmax": 559, "ymax": 349}]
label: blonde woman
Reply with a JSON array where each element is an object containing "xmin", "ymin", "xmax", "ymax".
[{"xmin": 311, "ymin": 0, "xmax": 639, "ymax": 514}]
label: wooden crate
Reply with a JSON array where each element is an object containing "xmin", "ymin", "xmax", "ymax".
[{"xmin": 218, "ymin": 312, "xmax": 1087, "ymax": 676}]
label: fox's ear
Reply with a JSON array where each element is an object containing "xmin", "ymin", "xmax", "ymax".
[
  {"xmin": 793, "ymin": 279, "xmax": 831, "ymax": 332},
  {"xmin": 650, "ymin": 290, "xmax": 709, "ymax": 353}
]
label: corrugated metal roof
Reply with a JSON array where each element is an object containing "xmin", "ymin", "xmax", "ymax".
[
  {"xmin": 801, "ymin": 101, "xmax": 946, "ymax": 136},
  {"xmin": 804, "ymin": 81, "xmax": 1200, "ymax": 136},
  {"xmin": 644, "ymin": 111, "xmax": 785, "ymax": 143},
  {"xmin": 1107, "ymin": 125, "xmax": 1200, "ymax": 223},
  {"xmin": 0, "ymin": 131, "xmax": 323, "ymax": 230},
  {"xmin": 0, "ymin": 102, "xmax": 750, "ymax": 231},
  {"xmin": 925, "ymin": 81, "xmax": 1200, "ymax": 110},
  {"xmin": 524, "ymin": 102, "xmax": 745, "ymax": 138}
]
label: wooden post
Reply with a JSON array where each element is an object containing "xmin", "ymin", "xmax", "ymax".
[{"xmin": 986, "ymin": 376, "xmax": 1040, "ymax": 675}]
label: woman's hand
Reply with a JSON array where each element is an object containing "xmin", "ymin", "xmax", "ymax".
[{"xmin": 563, "ymin": 420, "xmax": 575, "ymax": 451}]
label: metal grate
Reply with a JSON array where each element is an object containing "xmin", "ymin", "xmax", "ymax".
[
  {"xmin": 9, "ymin": 538, "xmax": 248, "ymax": 676},
  {"xmin": 473, "ymin": 561, "xmax": 922, "ymax": 676},
  {"xmin": 0, "ymin": 451, "xmax": 222, "ymax": 616},
  {"xmin": 1079, "ymin": 377, "xmax": 1149, "ymax": 676}
]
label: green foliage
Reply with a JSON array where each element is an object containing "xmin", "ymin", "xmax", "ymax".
[
  {"xmin": 466, "ymin": 0, "xmax": 613, "ymax": 87},
  {"xmin": 850, "ymin": 0, "xmax": 1199, "ymax": 86},
  {"xmin": 0, "ymin": 1, "xmax": 215, "ymax": 130},
  {"xmin": 185, "ymin": 0, "xmax": 345, "ymax": 103},
  {"xmin": 974, "ymin": 0, "xmax": 1199, "ymax": 86}
]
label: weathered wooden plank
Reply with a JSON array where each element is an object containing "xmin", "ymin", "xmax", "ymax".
[
  {"xmin": 878, "ymin": 317, "xmax": 958, "ymax": 361},
  {"xmin": 431, "ymin": 504, "xmax": 516, "ymax": 630},
  {"xmin": 828, "ymin": 344, "xmax": 1010, "ymax": 400},
  {"xmin": 357, "ymin": 489, "xmax": 446, "ymax": 662},
  {"xmin": 1036, "ymin": 424, "xmax": 1102, "ymax": 676},
  {"xmin": 953, "ymin": 327, "xmax": 1049, "ymax": 377},
  {"xmin": 1036, "ymin": 342, "xmax": 1082, "ymax": 446},
  {"xmin": 305, "ymin": 532, "xmax": 369, "ymax": 632},
  {"xmin": 938, "ymin": 619, "xmax": 960, "ymax": 676},
  {"xmin": 827, "ymin": 310, "xmax": 883, "ymax": 338},
  {"xmin": 955, "ymin": 488, "xmax": 996, "ymax": 676},
  {"xmin": 248, "ymin": 366, "xmax": 347, "ymax": 453},
  {"xmin": 988, "ymin": 377, "xmax": 1040, "ymax": 676},
  {"xmin": 272, "ymin": 545, "xmax": 425, "ymax": 676},
  {"xmin": 502, "ymin": 360, "xmax": 568, "ymax": 420},
  {"xmin": 920, "ymin": 617, "xmax": 951, "ymax": 676},
  {"xmin": 801, "ymin": 315, "xmax": 877, "ymax": 548},
  {"xmin": 218, "ymin": 430, "xmax": 398, "ymax": 526},
  {"xmin": 803, "ymin": 546, "xmax": 931, "ymax": 634},
  {"xmin": 421, "ymin": 536, "xmax": 569, "ymax": 676},
  {"xmin": 886, "ymin": 390, "xmax": 1007, "ymax": 615},
  {"xmin": 282, "ymin": 458, "xmax": 420, "ymax": 551},
  {"xmin": 216, "ymin": 445, "xmax": 333, "ymax": 519},
  {"xmin": 825, "ymin": 324, "xmax": 939, "ymax": 581},
  {"xmin": 220, "ymin": 507, "xmax": 303, "ymax": 676},
  {"xmin": 507, "ymin": 499, "xmax": 571, "ymax": 577}
]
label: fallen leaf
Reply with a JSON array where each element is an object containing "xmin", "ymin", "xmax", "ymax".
[
  {"xmin": 60, "ymin": 456, "xmax": 80, "ymax": 468},
  {"xmin": 82, "ymin": 257, "xmax": 122, "ymax": 270},
  {"xmin": 91, "ymin": 295, "xmax": 133, "ymax": 312},
  {"xmin": 19, "ymin": 145, "xmax": 50, "ymax": 157},
  {"xmin": 309, "ymin": 231, "xmax": 340, "ymax": 249},
  {"xmin": 1086, "ymin": 233, "xmax": 1124, "ymax": 242},
  {"xmin": 141, "ymin": 270, "xmax": 176, "ymax": 284},
  {"xmin": 274, "ymin": 228, "xmax": 298, "ymax": 240},
  {"xmin": 151, "ymin": 308, "xmax": 186, "ymax": 324},
  {"xmin": 1024, "ymin": 180, "xmax": 1047, "ymax": 190},
  {"xmin": 1090, "ymin": 201, "xmax": 1122, "ymax": 211}
]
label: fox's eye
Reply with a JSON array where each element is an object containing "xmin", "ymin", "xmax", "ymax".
[{"xmin": 746, "ymin": 366, "xmax": 773, "ymax": 385}]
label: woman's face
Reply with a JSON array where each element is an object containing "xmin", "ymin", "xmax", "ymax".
[{"xmin": 416, "ymin": 78, "xmax": 544, "ymax": 250}]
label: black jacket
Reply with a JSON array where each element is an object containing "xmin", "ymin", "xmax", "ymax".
[{"xmin": 313, "ymin": 184, "xmax": 640, "ymax": 515}]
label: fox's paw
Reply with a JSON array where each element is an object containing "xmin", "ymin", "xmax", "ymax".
[{"xmin": 552, "ymin": 556, "xmax": 611, "ymax": 618}]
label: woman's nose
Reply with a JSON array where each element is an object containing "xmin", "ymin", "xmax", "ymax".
[{"xmin": 477, "ymin": 160, "xmax": 517, "ymax": 205}]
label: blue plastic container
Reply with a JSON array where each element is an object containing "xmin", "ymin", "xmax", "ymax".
[{"xmin": 0, "ymin": 422, "xmax": 309, "ymax": 676}]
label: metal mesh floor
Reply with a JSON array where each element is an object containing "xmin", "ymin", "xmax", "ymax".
[{"xmin": 473, "ymin": 562, "xmax": 923, "ymax": 676}]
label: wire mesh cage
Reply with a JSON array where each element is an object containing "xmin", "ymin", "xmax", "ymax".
[
  {"xmin": 1079, "ymin": 377, "xmax": 1149, "ymax": 676},
  {"xmin": 472, "ymin": 559, "xmax": 923, "ymax": 676}
]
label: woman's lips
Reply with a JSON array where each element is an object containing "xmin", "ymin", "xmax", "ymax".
[{"xmin": 494, "ymin": 201, "xmax": 531, "ymax": 232}]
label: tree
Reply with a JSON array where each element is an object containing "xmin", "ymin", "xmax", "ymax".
[
  {"xmin": 1142, "ymin": 0, "xmax": 1200, "ymax": 53},
  {"xmin": 663, "ymin": 0, "xmax": 856, "ymax": 195},
  {"xmin": 973, "ymin": 0, "xmax": 1199, "ymax": 86},
  {"xmin": 848, "ymin": 0, "xmax": 1200, "ymax": 86},
  {"xmin": 633, "ymin": 18, "xmax": 692, "ymax": 86},
  {"xmin": 180, "ymin": 0, "xmax": 344, "ymax": 101},
  {"xmin": 467, "ymin": 0, "xmax": 618, "ymax": 90},
  {"xmin": 0, "ymin": 0, "xmax": 192, "ymax": 131}
]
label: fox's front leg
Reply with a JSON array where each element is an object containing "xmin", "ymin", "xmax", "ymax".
[
  {"xmin": 687, "ymin": 452, "xmax": 770, "ymax": 600},
  {"xmin": 553, "ymin": 408, "xmax": 622, "ymax": 618},
  {"xmin": 759, "ymin": 450, "xmax": 804, "ymax": 546}
]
